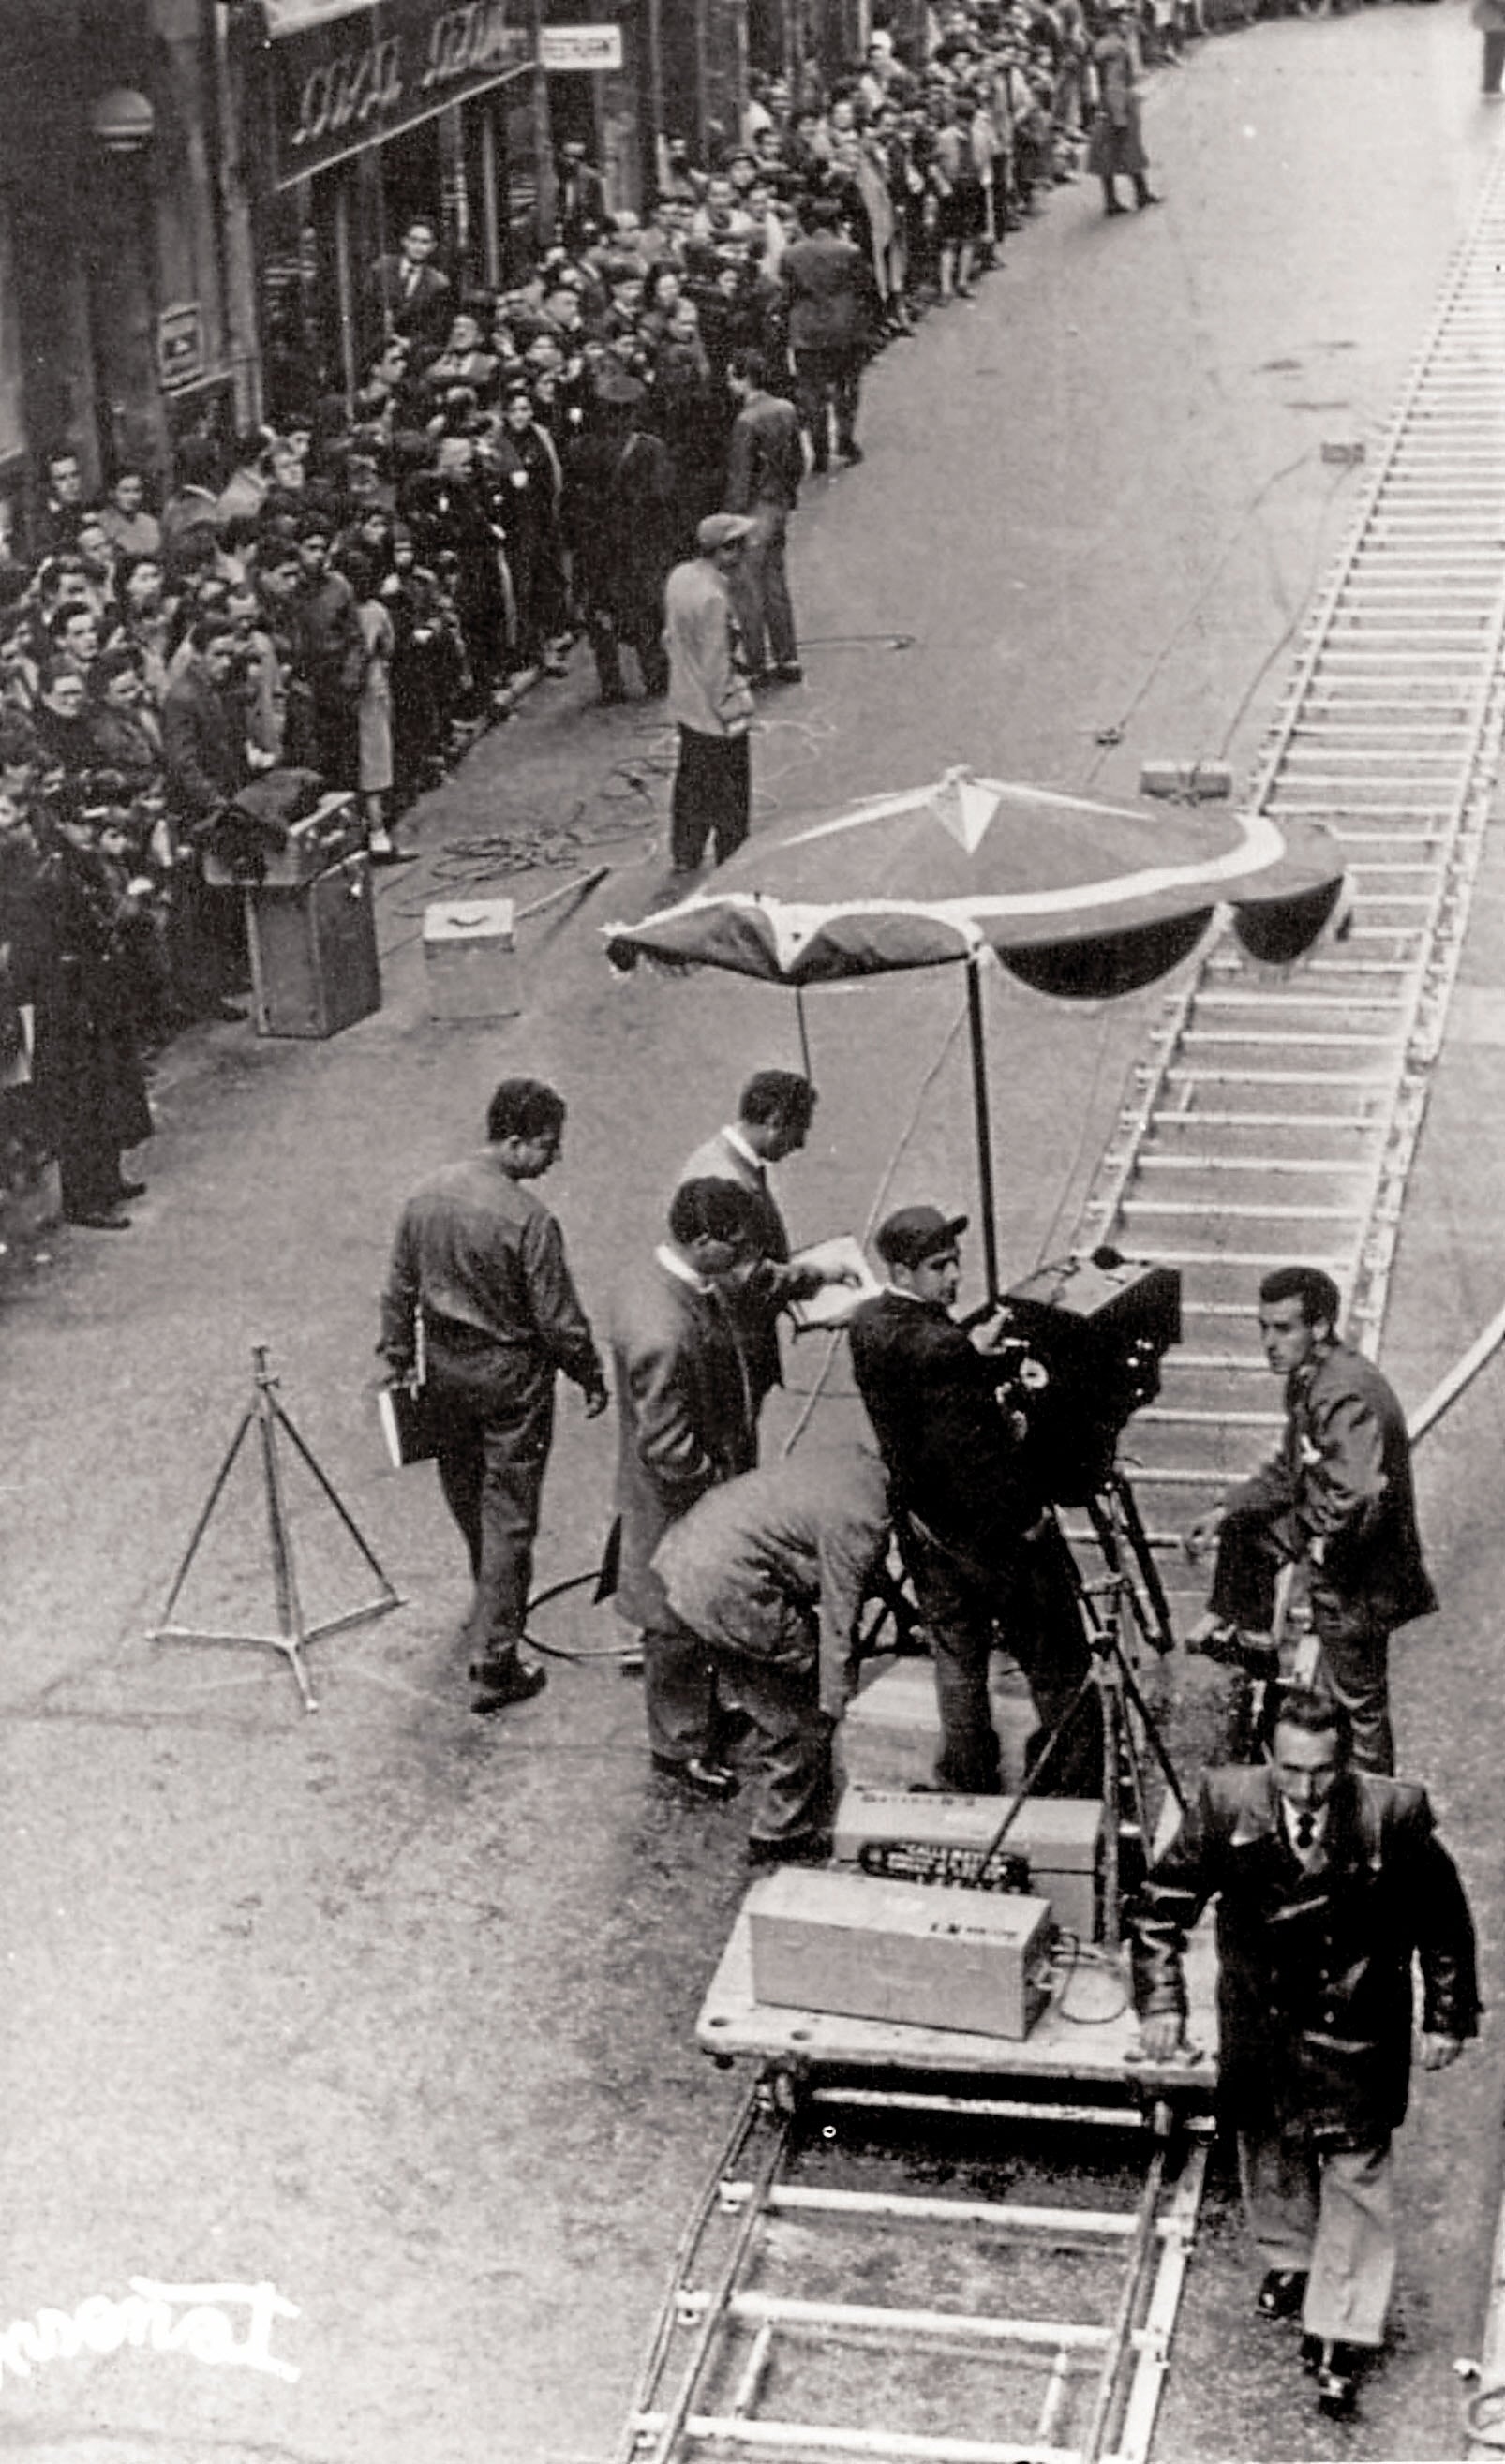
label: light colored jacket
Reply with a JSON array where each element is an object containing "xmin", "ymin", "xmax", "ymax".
[{"xmin": 663, "ymin": 556, "xmax": 753, "ymax": 739}]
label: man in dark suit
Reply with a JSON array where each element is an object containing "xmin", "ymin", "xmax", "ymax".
[
  {"xmin": 160, "ymin": 616, "xmax": 252, "ymax": 1020},
  {"xmin": 676, "ymin": 1068, "xmax": 834, "ymax": 1423},
  {"xmin": 723, "ymin": 349, "xmax": 806, "ymax": 685},
  {"xmin": 556, "ymin": 140, "xmax": 609, "ymax": 250},
  {"xmin": 1186, "ymin": 1265, "xmax": 1436, "ymax": 1774},
  {"xmin": 849, "ymin": 1205, "xmax": 1101, "ymax": 1796},
  {"xmin": 1133, "ymin": 1689, "xmax": 1477, "ymax": 2418},
  {"xmin": 367, "ymin": 215, "xmax": 454, "ymax": 354},
  {"xmin": 780, "ymin": 196, "xmax": 872, "ymax": 472},
  {"xmin": 610, "ymin": 1178, "xmax": 763, "ymax": 1799}
]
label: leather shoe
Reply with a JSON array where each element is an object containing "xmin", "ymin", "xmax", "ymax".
[
  {"xmin": 772, "ymin": 662, "xmax": 804, "ymax": 684},
  {"xmin": 837, "ymin": 442, "xmax": 863, "ymax": 465},
  {"xmin": 1313, "ymin": 2341, "xmax": 1362, "ymax": 2416},
  {"xmin": 1257, "ymin": 2269, "xmax": 1307, "ymax": 2321},
  {"xmin": 747, "ymin": 1831, "xmax": 830, "ymax": 1868},
  {"xmin": 66, "ymin": 1209, "xmax": 131, "ymax": 1230},
  {"xmin": 470, "ymin": 1659, "xmax": 547, "ymax": 1714},
  {"xmin": 112, "ymin": 1179, "xmax": 148, "ymax": 1201},
  {"xmin": 651, "ymin": 1753, "xmax": 740, "ymax": 1802}
]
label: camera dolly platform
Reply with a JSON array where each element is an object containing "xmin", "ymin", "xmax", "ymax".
[{"xmin": 614, "ymin": 1901, "xmax": 1218, "ymax": 2464}]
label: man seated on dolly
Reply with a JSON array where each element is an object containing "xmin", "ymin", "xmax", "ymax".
[{"xmin": 848, "ymin": 1205, "xmax": 1102, "ymax": 1798}]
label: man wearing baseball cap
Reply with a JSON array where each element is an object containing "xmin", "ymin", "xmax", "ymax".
[
  {"xmin": 848, "ymin": 1206, "xmax": 1101, "ymax": 1797},
  {"xmin": 661, "ymin": 512, "xmax": 756, "ymax": 879}
]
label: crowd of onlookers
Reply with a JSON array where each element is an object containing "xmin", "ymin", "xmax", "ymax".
[{"xmin": 0, "ymin": 0, "xmax": 1227, "ymax": 1231}]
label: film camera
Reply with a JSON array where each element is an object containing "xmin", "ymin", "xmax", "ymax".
[{"xmin": 987, "ymin": 1249, "xmax": 1182, "ymax": 1507}]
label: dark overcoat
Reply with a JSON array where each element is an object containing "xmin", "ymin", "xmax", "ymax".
[{"xmin": 1133, "ymin": 1763, "xmax": 1479, "ymax": 2143}]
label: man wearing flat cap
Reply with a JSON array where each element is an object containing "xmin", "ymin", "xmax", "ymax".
[
  {"xmin": 662, "ymin": 513, "xmax": 756, "ymax": 878},
  {"xmin": 849, "ymin": 1206, "xmax": 1102, "ymax": 1796}
]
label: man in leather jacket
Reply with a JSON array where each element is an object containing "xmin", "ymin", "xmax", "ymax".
[{"xmin": 1133, "ymin": 1690, "xmax": 1477, "ymax": 2416}]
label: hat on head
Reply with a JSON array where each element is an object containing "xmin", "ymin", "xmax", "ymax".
[
  {"xmin": 873, "ymin": 1204, "xmax": 968, "ymax": 1269},
  {"xmin": 697, "ymin": 512, "xmax": 752, "ymax": 554}
]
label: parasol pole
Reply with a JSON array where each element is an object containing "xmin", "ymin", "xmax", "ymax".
[
  {"xmin": 794, "ymin": 985, "xmax": 812, "ymax": 1079},
  {"xmin": 965, "ymin": 948, "xmax": 1001, "ymax": 1306}
]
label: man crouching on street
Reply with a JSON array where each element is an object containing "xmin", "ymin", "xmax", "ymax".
[
  {"xmin": 653, "ymin": 1443, "xmax": 890, "ymax": 1865},
  {"xmin": 1131, "ymin": 1690, "xmax": 1477, "ymax": 2419}
]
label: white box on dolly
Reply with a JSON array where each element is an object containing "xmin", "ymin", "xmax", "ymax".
[
  {"xmin": 747, "ymin": 1865, "xmax": 1054, "ymax": 2041},
  {"xmin": 833, "ymin": 1786, "xmax": 1105, "ymax": 1942},
  {"xmin": 841, "ymin": 1653, "xmax": 1037, "ymax": 1791}
]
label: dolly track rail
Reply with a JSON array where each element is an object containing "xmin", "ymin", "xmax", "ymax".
[
  {"xmin": 1074, "ymin": 143, "xmax": 1505, "ymax": 1610},
  {"xmin": 617, "ymin": 2081, "xmax": 1207, "ymax": 2464}
]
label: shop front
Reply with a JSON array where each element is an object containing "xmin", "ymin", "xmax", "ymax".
[{"xmin": 252, "ymin": 0, "xmax": 546, "ymax": 409}]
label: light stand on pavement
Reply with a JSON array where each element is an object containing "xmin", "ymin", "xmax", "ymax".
[{"xmin": 148, "ymin": 1343, "xmax": 401, "ymax": 1712}]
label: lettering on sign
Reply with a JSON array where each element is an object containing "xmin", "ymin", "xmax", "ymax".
[
  {"xmin": 273, "ymin": 0, "xmax": 536, "ymax": 182},
  {"xmin": 540, "ymin": 23, "xmax": 624, "ymax": 69},
  {"xmin": 0, "ymin": 2279, "xmax": 300, "ymax": 2390},
  {"xmin": 290, "ymin": 35, "xmax": 404, "ymax": 151},
  {"xmin": 423, "ymin": 0, "xmax": 522, "ymax": 87}
]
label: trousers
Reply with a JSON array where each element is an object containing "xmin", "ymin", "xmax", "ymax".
[
  {"xmin": 732, "ymin": 505, "xmax": 798, "ymax": 673},
  {"xmin": 712, "ymin": 1649, "xmax": 832, "ymax": 1844},
  {"xmin": 1210, "ymin": 1504, "xmax": 1395, "ymax": 1773},
  {"xmin": 643, "ymin": 1618, "xmax": 718, "ymax": 1762},
  {"xmin": 793, "ymin": 348, "xmax": 863, "ymax": 466},
  {"xmin": 904, "ymin": 1516, "xmax": 1104, "ymax": 1796},
  {"xmin": 670, "ymin": 727, "xmax": 751, "ymax": 870},
  {"xmin": 431, "ymin": 1380, "xmax": 554, "ymax": 1672},
  {"xmin": 588, "ymin": 609, "xmax": 669, "ymax": 701},
  {"xmin": 1240, "ymin": 2130, "xmax": 1395, "ymax": 2348}
]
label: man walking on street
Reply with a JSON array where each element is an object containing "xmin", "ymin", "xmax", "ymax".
[
  {"xmin": 380, "ymin": 1078, "xmax": 609, "ymax": 1715},
  {"xmin": 1133, "ymin": 1690, "xmax": 1477, "ymax": 2419},
  {"xmin": 781, "ymin": 197, "xmax": 872, "ymax": 473},
  {"xmin": 655, "ymin": 1443, "xmax": 891, "ymax": 1863},
  {"xmin": 1185, "ymin": 1265, "xmax": 1435, "ymax": 1774},
  {"xmin": 663, "ymin": 514, "xmax": 755, "ymax": 880},
  {"xmin": 723, "ymin": 349, "xmax": 805, "ymax": 686},
  {"xmin": 610, "ymin": 1178, "xmax": 763, "ymax": 1798}
]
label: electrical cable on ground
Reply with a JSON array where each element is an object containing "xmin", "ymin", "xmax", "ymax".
[{"xmin": 1080, "ymin": 444, "xmax": 1334, "ymax": 788}]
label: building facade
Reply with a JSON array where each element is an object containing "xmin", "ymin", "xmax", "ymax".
[{"xmin": 0, "ymin": 0, "xmax": 770, "ymax": 532}]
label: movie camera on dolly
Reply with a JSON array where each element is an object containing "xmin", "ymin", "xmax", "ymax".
[{"xmin": 863, "ymin": 1248, "xmax": 1188, "ymax": 1944}]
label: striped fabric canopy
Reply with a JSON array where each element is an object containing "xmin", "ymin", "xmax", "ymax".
[{"xmin": 604, "ymin": 770, "xmax": 1349, "ymax": 994}]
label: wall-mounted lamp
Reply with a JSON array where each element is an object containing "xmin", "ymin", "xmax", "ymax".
[{"xmin": 88, "ymin": 88, "xmax": 156, "ymax": 155}]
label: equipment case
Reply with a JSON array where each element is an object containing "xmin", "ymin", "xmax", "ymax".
[{"xmin": 247, "ymin": 855, "xmax": 381, "ymax": 1040}]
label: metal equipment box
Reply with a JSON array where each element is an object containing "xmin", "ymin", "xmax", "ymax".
[
  {"xmin": 423, "ymin": 898, "xmax": 520, "ymax": 1020},
  {"xmin": 832, "ymin": 1787, "xmax": 1104, "ymax": 1942},
  {"xmin": 841, "ymin": 1655, "xmax": 1036, "ymax": 1792},
  {"xmin": 747, "ymin": 1867, "xmax": 1052, "ymax": 2041},
  {"xmin": 247, "ymin": 856, "xmax": 381, "ymax": 1040}
]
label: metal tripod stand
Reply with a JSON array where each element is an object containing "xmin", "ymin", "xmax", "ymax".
[
  {"xmin": 987, "ymin": 1469, "xmax": 1185, "ymax": 1947},
  {"xmin": 149, "ymin": 1343, "xmax": 402, "ymax": 1712}
]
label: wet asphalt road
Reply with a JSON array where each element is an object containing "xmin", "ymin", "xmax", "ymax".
[{"xmin": 6, "ymin": 12, "xmax": 1505, "ymax": 2459}]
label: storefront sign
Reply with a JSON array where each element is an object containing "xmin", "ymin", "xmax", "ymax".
[
  {"xmin": 262, "ymin": 0, "xmax": 370, "ymax": 32},
  {"xmin": 540, "ymin": 23, "xmax": 623, "ymax": 70},
  {"xmin": 270, "ymin": 0, "xmax": 533, "ymax": 186},
  {"xmin": 156, "ymin": 303, "xmax": 206, "ymax": 392}
]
